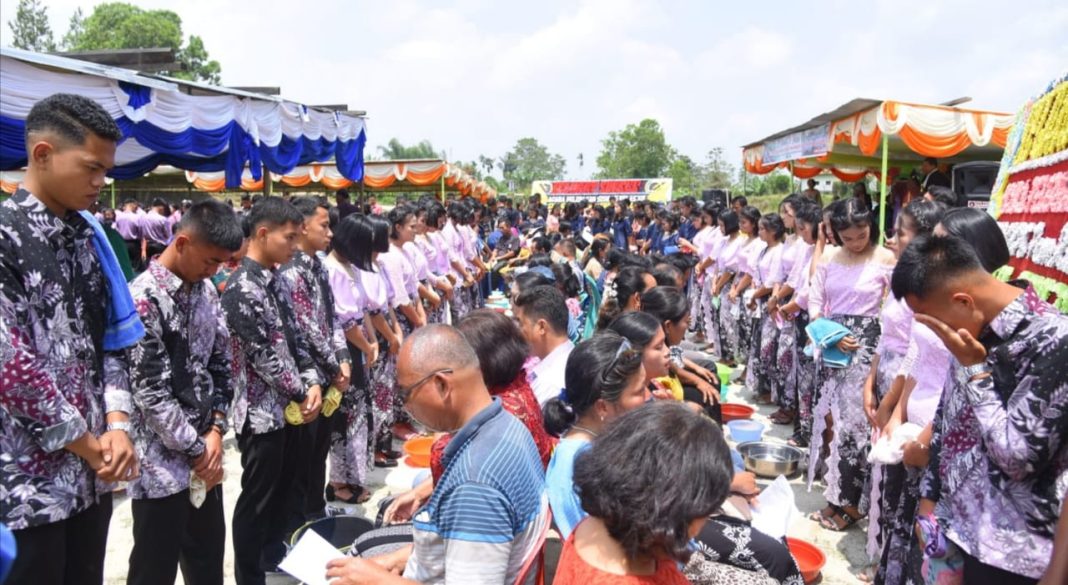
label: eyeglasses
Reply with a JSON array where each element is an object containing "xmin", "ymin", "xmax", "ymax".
[{"xmin": 396, "ymin": 368, "xmax": 453, "ymax": 404}]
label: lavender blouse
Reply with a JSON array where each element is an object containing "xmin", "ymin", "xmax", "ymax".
[{"xmin": 808, "ymin": 254, "xmax": 893, "ymax": 318}]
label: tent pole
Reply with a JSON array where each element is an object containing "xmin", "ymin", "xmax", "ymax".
[
  {"xmin": 879, "ymin": 134, "xmax": 888, "ymax": 244},
  {"xmin": 263, "ymin": 163, "xmax": 273, "ymax": 197},
  {"xmin": 440, "ymin": 170, "xmax": 445, "ymax": 203}
]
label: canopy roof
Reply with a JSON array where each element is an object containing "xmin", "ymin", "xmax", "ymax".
[
  {"xmin": 179, "ymin": 160, "xmax": 498, "ymax": 199},
  {"xmin": 742, "ymin": 98, "xmax": 1014, "ymax": 181},
  {"xmin": 0, "ymin": 47, "xmax": 367, "ymax": 188}
]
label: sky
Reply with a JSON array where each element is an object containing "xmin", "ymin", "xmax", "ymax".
[{"xmin": 2, "ymin": 0, "xmax": 1066, "ymax": 179}]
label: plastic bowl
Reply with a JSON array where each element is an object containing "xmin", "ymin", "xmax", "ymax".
[
  {"xmin": 721, "ymin": 403, "xmax": 755, "ymax": 422},
  {"xmin": 403, "ymin": 436, "xmax": 434, "ymax": 468},
  {"xmin": 727, "ymin": 420, "xmax": 765, "ymax": 443},
  {"xmin": 786, "ymin": 537, "xmax": 826, "ymax": 584}
]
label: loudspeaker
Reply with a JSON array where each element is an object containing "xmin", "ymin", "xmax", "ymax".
[
  {"xmin": 952, "ymin": 161, "xmax": 999, "ymax": 209},
  {"xmin": 701, "ymin": 189, "xmax": 729, "ymax": 208}
]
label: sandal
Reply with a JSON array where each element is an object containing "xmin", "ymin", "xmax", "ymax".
[
  {"xmin": 787, "ymin": 437, "xmax": 808, "ymax": 449},
  {"xmin": 325, "ymin": 484, "xmax": 372, "ymax": 504},
  {"xmin": 807, "ymin": 504, "xmax": 840, "ymax": 523},
  {"xmin": 755, "ymin": 394, "xmax": 774, "ymax": 405},
  {"xmin": 770, "ymin": 409, "xmax": 796, "ymax": 425},
  {"xmin": 819, "ymin": 508, "xmax": 864, "ymax": 531}
]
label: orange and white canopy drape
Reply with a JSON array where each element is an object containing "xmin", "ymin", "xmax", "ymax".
[
  {"xmin": 743, "ymin": 100, "xmax": 1015, "ymax": 181},
  {"xmin": 183, "ymin": 161, "xmax": 497, "ymax": 200}
]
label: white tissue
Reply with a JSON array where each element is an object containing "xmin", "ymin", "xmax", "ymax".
[
  {"xmin": 750, "ymin": 475, "xmax": 798, "ymax": 539},
  {"xmin": 867, "ymin": 423, "xmax": 924, "ymax": 465}
]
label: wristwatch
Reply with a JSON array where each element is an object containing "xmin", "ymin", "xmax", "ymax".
[
  {"xmin": 211, "ymin": 414, "xmax": 229, "ymax": 436},
  {"xmin": 106, "ymin": 421, "xmax": 132, "ymax": 434},
  {"xmin": 962, "ymin": 362, "xmax": 992, "ymax": 379}
]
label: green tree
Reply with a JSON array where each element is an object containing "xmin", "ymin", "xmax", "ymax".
[
  {"xmin": 478, "ymin": 155, "xmax": 496, "ymax": 177},
  {"xmin": 595, "ymin": 119, "xmax": 674, "ymax": 179},
  {"xmin": 66, "ymin": 3, "xmax": 221, "ymax": 83},
  {"xmin": 176, "ymin": 35, "xmax": 220, "ymax": 84},
  {"xmin": 702, "ymin": 147, "xmax": 735, "ymax": 189},
  {"xmin": 376, "ymin": 138, "xmax": 444, "ymax": 160},
  {"xmin": 498, "ymin": 137, "xmax": 566, "ymax": 191},
  {"xmin": 61, "ymin": 7, "xmax": 85, "ymax": 50},
  {"xmin": 7, "ymin": 0, "xmax": 56, "ymax": 52},
  {"xmin": 765, "ymin": 171, "xmax": 793, "ymax": 195},
  {"xmin": 666, "ymin": 154, "xmax": 699, "ymax": 196}
]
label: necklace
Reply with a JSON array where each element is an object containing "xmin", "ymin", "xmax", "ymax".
[{"xmin": 570, "ymin": 424, "xmax": 600, "ymax": 437}]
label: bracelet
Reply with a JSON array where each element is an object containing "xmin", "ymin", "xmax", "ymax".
[{"xmin": 106, "ymin": 421, "xmax": 132, "ymax": 434}]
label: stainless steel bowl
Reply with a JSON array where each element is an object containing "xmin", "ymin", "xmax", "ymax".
[{"xmin": 737, "ymin": 441, "xmax": 804, "ymax": 478}]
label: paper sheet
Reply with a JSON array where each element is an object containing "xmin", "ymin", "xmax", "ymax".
[
  {"xmin": 749, "ymin": 475, "xmax": 798, "ymax": 539},
  {"xmin": 278, "ymin": 528, "xmax": 345, "ymax": 585}
]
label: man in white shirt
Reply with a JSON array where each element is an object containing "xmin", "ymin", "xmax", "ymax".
[{"xmin": 513, "ymin": 285, "xmax": 574, "ymax": 405}]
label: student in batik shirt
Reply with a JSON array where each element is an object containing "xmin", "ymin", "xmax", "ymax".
[
  {"xmin": 124, "ymin": 200, "xmax": 244, "ymax": 585},
  {"xmin": 278, "ymin": 197, "xmax": 353, "ymax": 524},
  {"xmin": 0, "ymin": 94, "xmax": 138, "ymax": 584},
  {"xmin": 222, "ymin": 198, "xmax": 323, "ymax": 585},
  {"xmin": 893, "ymin": 235, "xmax": 1068, "ymax": 585}
]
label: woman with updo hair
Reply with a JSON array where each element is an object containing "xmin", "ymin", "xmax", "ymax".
[{"xmin": 543, "ymin": 332, "xmax": 648, "ymax": 539}]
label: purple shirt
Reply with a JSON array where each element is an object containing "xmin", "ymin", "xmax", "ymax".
[
  {"xmin": 921, "ymin": 287, "xmax": 1068, "ymax": 579},
  {"xmin": 808, "ymin": 252, "xmax": 894, "ymax": 318},
  {"xmin": 876, "ymin": 295, "xmax": 912, "ymax": 356},
  {"xmin": 139, "ymin": 210, "xmax": 172, "ymax": 246},
  {"xmin": 442, "ymin": 221, "xmax": 465, "ymax": 278},
  {"xmin": 114, "ymin": 209, "xmax": 142, "ymax": 240},
  {"xmin": 404, "ymin": 241, "xmax": 433, "ymax": 283},
  {"xmin": 737, "ymin": 238, "xmax": 766, "ymax": 279},
  {"xmin": 753, "ymin": 242, "xmax": 784, "ymax": 288},
  {"xmin": 786, "ymin": 243, "xmax": 816, "ymax": 312},
  {"xmin": 378, "ymin": 244, "xmax": 418, "ymax": 308},
  {"xmin": 423, "ymin": 232, "xmax": 451, "ymax": 276},
  {"xmin": 325, "ymin": 254, "xmax": 367, "ymax": 329},
  {"xmin": 716, "ymin": 236, "xmax": 747, "ymax": 273},
  {"xmin": 771, "ymin": 236, "xmax": 801, "ymax": 285},
  {"xmin": 898, "ymin": 324, "xmax": 951, "ymax": 426}
]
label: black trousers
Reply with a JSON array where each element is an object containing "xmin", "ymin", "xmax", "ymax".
[
  {"xmin": 8, "ymin": 493, "xmax": 113, "ymax": 585},
  {"xmin": 302, "ymin": 413, "xmax": 335, "ymax": 518},
  {"xmin": 233, "ymin": 427, "xmax": 298, "ymax": 585},
  {"xmin": 961, "ymin": 550, "xmax": 1038, "ymax": 585},
  {"xmin": 124, "ymin": 238, "xmax": 143, "ymax": 272},
  {"xmin": 128, "ymin": 486, "xmax": 225, "ymax": 585},
  {"xmin": 283, "ymin": 420, "xmax": 318, "ymax": 535}
]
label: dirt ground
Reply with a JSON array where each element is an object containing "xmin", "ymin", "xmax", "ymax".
[{"xmin": 102, "ymin": 366, "xmax": 869, "ymax": 585}]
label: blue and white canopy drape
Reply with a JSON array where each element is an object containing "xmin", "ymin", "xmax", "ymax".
[{"xmin": 0, "ymin": 56, "xmax": 366, "ymax": 188}]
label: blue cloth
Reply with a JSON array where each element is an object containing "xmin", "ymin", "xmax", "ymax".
[
  {"xmin": 486, "ymin": 229, "xmax": 503, "ymax": 250},
  {"xmin": 804, "ymin": 317, "xmax": 854, "ymax": 368},
  {"xmin": 648, "ymin": 222, "xmax": 663, "ymax": 252},
  {"xmin": 0, "ymin": 523, "xmax": 14, "ymax": 585},
  {"xmin": 680, "ymin": 218, "xmax": 698, "ymax": 240},
  {"xmin": 78, "ymin": 211, "xmax": 145, "ymax": 351},
  {"xmin": 544, "ymin": 437, "xmax": 591, "ymax": 539},
  {"xmin": 1, "ymin": 113, "xmax": 366, "ymax": 188},
  {"xmin": 416, "ymin": 399, "xmax": 545, "ymax": 543},
  {"xmin": 658, "ymin": 231, "xmax": 680, "ymax": 255},
  {"xmin": 611, "ymin": 218, "xmax": 631, "ymax": 249}
]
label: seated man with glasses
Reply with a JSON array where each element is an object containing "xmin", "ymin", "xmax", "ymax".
[{"xmin": 325, "ymin": 324, "xmax": 551, "ymax": 585}]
